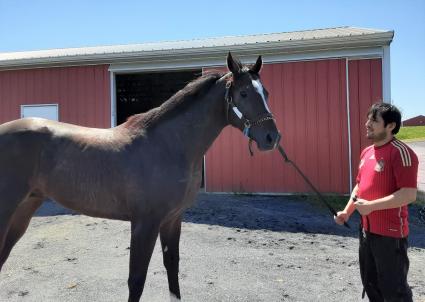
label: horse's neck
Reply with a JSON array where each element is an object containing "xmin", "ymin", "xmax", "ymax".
[{"xmin": 152, "ymin": 81, "xmax": 228, "ymax": 159}]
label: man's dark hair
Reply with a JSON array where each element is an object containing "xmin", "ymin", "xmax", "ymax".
[{"xmin": 367, "ymin": 102, "xmax": 402, "ymax": 134}]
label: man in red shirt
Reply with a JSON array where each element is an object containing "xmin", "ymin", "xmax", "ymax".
[{"xmin": 335, "ymin": 103, "xmax": 418, "ymax": 301}]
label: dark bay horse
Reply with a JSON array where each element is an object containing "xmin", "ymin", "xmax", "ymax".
[{"xmin": 0, "ymin": 53, "xmax": 280, "ymax": 301}]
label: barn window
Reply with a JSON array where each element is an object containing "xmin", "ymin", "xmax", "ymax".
[{"xmin": 20, "ymin": 104, "xmax": 59, "ymax": 121}]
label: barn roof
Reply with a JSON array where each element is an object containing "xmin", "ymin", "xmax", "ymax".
[{"xmin": 0, "ymin": 26, "xmax": 394, "ymax": 70}]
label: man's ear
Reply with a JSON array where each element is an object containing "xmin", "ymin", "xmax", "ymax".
[{"xmin": 387, "ymin": 122, "xmax": 396, "ymax": 132}]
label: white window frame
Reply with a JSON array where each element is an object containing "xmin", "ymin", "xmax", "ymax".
[{"xmin": 20, "ymin": 104, "xmax": 59, "ymax": 121}]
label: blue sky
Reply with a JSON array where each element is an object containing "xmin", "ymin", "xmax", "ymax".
[{"xmin": 0, "ymin": 0, "xmax": 424, "ymax": 119}]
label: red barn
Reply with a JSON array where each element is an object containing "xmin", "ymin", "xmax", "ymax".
[
  {"xmin": 0, "ymin": 27, "xmax": 393, "ymax": 194},
  {"xmin": 403, "ymin": 115, "xmax": 425, "ymax": 126}
]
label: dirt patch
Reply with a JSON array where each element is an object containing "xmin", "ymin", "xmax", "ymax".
[{"xmin": 1, "ymin": 193, "xmax": 424, "ymax": 301}]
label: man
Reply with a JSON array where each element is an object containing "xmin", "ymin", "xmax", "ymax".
[{"xmin": 335, "ymin": 103, "xmax": 418, "ymax": 301}]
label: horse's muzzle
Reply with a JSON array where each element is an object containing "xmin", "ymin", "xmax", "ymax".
[{"xmin": 262, "ymin": 131, "xmax": 281, "ymax": 150}]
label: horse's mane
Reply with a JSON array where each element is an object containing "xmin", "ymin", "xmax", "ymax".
[{"xmin": 124, "ymin": 72, "xmax": 225, "ymax": 130}]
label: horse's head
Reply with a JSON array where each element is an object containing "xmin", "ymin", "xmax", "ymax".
[{"xmin": 225, "ymin": 52, "xmax": 281, "ymax": 151}]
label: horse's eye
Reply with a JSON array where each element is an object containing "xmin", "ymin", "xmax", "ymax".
[{"xmin": 240, "ymin": 91, "xmax": 247, "ymax": 98}]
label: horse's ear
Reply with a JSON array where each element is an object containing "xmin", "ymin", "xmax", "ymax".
[
  {"xmin": 227, "ymin": 52, "xmax": 241, "ymax": 75},
  {"xmin": 250, "ymin": 55, "xmax": 262, "ymax": 74}
]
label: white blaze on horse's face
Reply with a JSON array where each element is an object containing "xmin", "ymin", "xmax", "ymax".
[{"xmin": 252, "ymin": 79, "xmax": 271, "ymax": 113}]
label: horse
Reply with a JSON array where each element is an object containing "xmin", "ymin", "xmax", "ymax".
[{"xmin": 0, "ymin": 53, "xmax": 281, "ymax": 301}]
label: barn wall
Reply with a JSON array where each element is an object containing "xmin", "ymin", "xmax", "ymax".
[
  {"xmin": 403, "ymin": 116, "xmax": 425, "ymax": 126},
  {"xmin": 205, "ymin": 59, "xmax": 350, "ymax": 193},
  {"xmin": 0, "ymin": 58, "xmax": 383, "ymax": 194},
  {"xmin": 0, "ymin": 65, "xmax": 111, "ymax": 127},
  {"xmin": 348, "ymin": 59, "xmax": 383, "ymax": 186}
]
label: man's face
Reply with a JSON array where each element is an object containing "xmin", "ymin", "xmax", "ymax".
[{"xmin": 365, "ymin": 113, "xmax": 391, "ymax": 142}]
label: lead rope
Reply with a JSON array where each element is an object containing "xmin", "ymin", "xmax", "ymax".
[
  {"xmin": 248, "ymin": 139, "xmax": 254, "ymax": 156},
  {"xmin": 354, "ymin": 195, "xmax": 369, "ymax": 299},
  {"xmin": 277, "ymin": 144, "xmax": 350, "ymax": 229}
]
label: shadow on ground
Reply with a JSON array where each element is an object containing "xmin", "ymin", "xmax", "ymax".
[{"xmin": 35, "ymin": 193, "xmax": 425, "ymax": 248}]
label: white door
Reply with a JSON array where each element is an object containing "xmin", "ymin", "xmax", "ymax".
[{"xmin": 21, "ymin": 104, "xmax": 59, "ymax": 121}]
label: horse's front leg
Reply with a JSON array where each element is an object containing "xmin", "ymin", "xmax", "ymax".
[
  {"xmin": 128, "ymin": 218, "xmax": 160, "ymax": 302},
  {"xmin": 160, "ymin": 215, "xmax": 182, "ymax": 301}
]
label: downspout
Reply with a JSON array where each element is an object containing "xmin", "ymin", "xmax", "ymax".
[
  {"xmin": 110, "ymin": 70, "xmax": 117, "ymax": 127},
  {"xmin": 345, "ymin": 58, "xmax": 353, "ymax": 193},
  {"xmin": 382, "ymin": 45, "xmax": 391, "ymax": 103}
]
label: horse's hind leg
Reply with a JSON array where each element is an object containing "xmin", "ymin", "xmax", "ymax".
[
  {"xmin": 160, "ymin": 215, "xmax": 182, "ymax": 301},
  {"xmin": 0, "ymin": 193, "xmax": 42, "ymax": 271}
]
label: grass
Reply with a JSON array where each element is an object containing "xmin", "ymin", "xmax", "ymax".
[
  {"xmin": 300, "ymin": 193, "xmax": 425, "ymax": 211},
  {"xmin": 396, "ymin": 126, "xmax": 425, "ymax": 142},
  {"xmin": 293, "ymin": 194, "xmax": 349, "ymax": 212}
]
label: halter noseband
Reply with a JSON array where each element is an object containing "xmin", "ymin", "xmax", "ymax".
[{"xmin": 224, "ymin": 81, "xmax": 275, "ymax": 138}]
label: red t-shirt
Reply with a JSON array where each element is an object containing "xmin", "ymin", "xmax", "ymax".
[{"xmin": 356, "ymin": 138, "xmax": 418, "ymax": 238}]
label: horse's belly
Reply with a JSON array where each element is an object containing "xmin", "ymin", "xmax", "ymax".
[{"xmin": 46, "ymin": 187, "xmax": 130, "ymax": 221}]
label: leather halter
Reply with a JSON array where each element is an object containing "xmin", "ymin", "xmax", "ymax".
[{"xmin": 224, "ymin": 80, "xmax": 275, "ymax": 138}]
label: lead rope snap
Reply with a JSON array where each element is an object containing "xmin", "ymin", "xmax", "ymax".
[{"xmin": 243, "ymin": 120, "xmax": 251, "ymax": 137}]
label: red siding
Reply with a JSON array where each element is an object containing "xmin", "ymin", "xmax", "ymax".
[
  {"xmin": 0, "ymin": 65, "xmax": 111, "ymax": 127},
  {"xmin": 205, "ymin": 59, "xmax": 350, "ymax": 193},
  {"xmin": 348, "ymin": 59, "xmax": 383, "ymax": 186},
  {"xmin": 403, "ymin": 115, "xmax": 425, "ymax": 126}
]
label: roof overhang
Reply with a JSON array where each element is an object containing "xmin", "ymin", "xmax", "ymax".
[{"xmin": 0, "ymin": 28, "xmax": 394, "ymax": 71}]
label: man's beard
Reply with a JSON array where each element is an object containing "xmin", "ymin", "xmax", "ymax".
[{"xmin": 368, "ymin": 130, "xmax": 387, "ymax": 142}]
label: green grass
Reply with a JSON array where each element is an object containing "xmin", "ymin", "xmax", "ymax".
[
  {"xmin": 300, "ymin": 193, "xmax": 425, "ymax": 210},
  {"xmin": 396, "ymin": 126, "xmax": 425, "ymax": 142},
  {"xmin": 293, "ymin": 194, "xmax": 349, "ymax": 212}
]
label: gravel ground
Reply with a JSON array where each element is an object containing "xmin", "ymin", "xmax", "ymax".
[{"xmin": 1, "ymin": 193, "xmax": 424, "ymax": 302}]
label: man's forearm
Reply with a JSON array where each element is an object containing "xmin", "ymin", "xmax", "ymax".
[
  {"xmin": 343, "ymin": 185, "xmax": 359, "ymax": 215},
  {"xmin": 368, "ymin": 188, "xmax": 417, "ymax": 211}
]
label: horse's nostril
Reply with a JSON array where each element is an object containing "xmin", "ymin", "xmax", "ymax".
[{"xmin": 266, "ymin": 134, "xmax": 274, "ymax": 144}]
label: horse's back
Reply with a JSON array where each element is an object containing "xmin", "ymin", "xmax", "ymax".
[{"xmin": 0, "ymin": 117, "xmax": 53, "ymax": 146}]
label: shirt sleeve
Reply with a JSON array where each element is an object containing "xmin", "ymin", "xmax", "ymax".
[{"xmin": 392, "ymin": 146, "xmax": 419, "ymax": 189}]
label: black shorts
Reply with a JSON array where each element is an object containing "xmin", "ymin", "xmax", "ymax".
[{"xmin": 359, "ymin": 229, "xmax": 412, "ymax": 302}]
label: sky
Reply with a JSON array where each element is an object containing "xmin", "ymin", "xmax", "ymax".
[{"xmin": 0, "ymin": 0, "xmax": 424, "ymax": 120}]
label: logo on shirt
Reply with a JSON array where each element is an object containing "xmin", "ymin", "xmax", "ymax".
[{"xmin": 374, "ymin": 159, "xmax": 385, "ymax": 172}]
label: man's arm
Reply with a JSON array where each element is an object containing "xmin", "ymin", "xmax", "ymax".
[
  {"xmin": 334, "ymin": 184, "xmax": 359, "ymax": 225},
  {"xmin": 354, "ymin": 187, "xmax": 417, "ymax": 216}
]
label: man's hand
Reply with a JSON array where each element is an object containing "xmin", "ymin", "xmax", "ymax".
[
  {"xmin": 334, "ymin": 211, "xmax": 350, "ymax": 225},
  {"xmin": 354, "ymin": 198, "xmax": 374, "ymax": 216}
]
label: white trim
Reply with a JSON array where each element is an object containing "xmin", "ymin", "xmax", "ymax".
[
  {"xmin": 20, "ymin": 103, "xmax": 59, "ymax": 121},
  {"xmin": 108, "ymin": 47, "xmax": 385, "ymax": 73},
  {"xmin": 382, "ymin": 45, "xmax": 391, "ymax": 102},
  {"xmin": 345, "ymin": 59, "xmax": 353, "ymax": 193},
  {"xmin": 0, "ymin": 29, "xmax": 394, "ymax": 70},
  {"xmin": 110, "ymin": 71, "xmax": 117, "ymax": 127}
]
